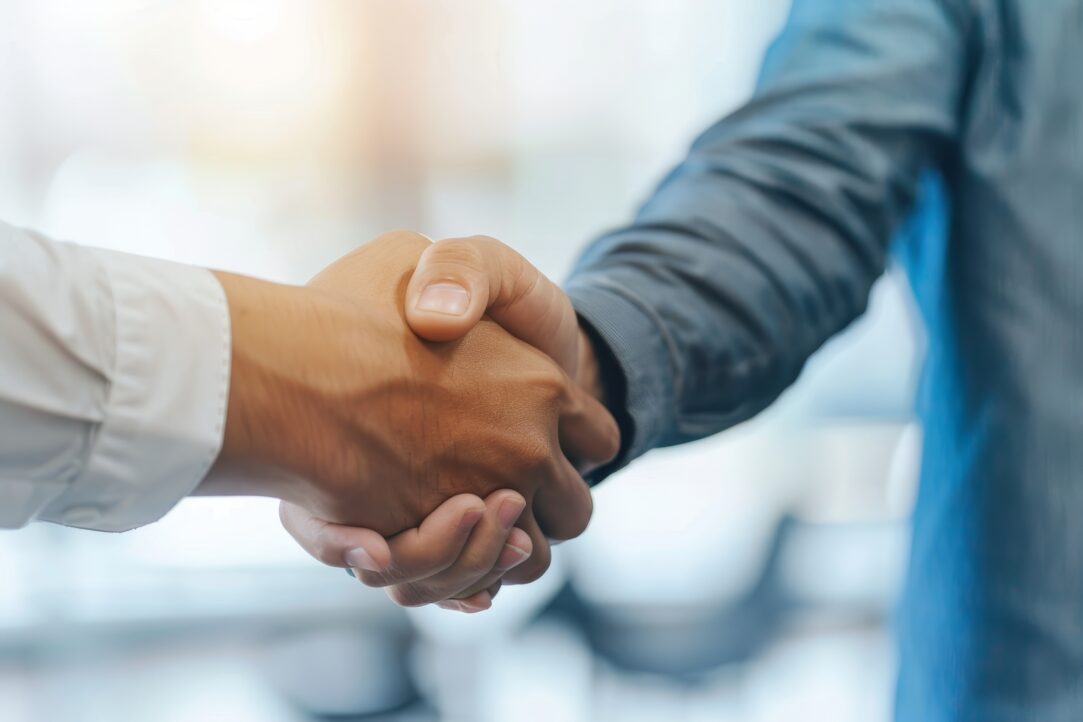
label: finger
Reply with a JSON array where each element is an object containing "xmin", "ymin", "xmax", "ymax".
[
  {"xmin": 501, "ymin": 510, "xmax": 553, "ymax": 586},
  {"xmin": 280, "ymin": 501, "xmax": 392, "ymax": 570},
  {"xmin": 384, "ymin": 491, "xmax": 529, "ymax": 608},
  {"xmin": 437, "ymin": 595, "xmax": 488, "ymax": 613},
  {"xmin": 451, "ymin": 526, "xmax": 533, "ymax": 601},
  {"xmin": 405, "ymin": 236, "xmax": 581, "ymax": 374},
  {"xmin": 351, "ymin": 494, "xmax": 487, "ymax": 587},
  {"xmin": 558, "ymin": 383, "xmax": 621, "ymax": 474},
  {"xmin": 438, "ymin": 577, "xmax": 500, "ymax": 613},
  {"xmin": 531, "ymin": 452, "xmax": 594, "ymax": 542}
]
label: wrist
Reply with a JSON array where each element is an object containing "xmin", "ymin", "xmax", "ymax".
[
  {"xmin": 202, "ymin": 270, "xmax": 331, "ymax": 501},
  {"xmin": 575, "ymin": 324, "xmax": 607, "ymax": 404},
  {"xmin": 576, "ymin": 319, "xmax": 630, "ymax": 478}
]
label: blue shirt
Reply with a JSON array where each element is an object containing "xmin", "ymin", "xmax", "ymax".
[{"xmin": 566, "ymin": 1, "xmax": 1083, "ymax": 719}]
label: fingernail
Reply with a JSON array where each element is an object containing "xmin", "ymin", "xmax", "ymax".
[
  {"xmin": 496, "ymin": 543, "xmax": 530, "ymax": 571},
  {"xmin": 438, "ymin": 600, "xmax": 484, "ymax": 613},
  {"xmin": 459, "ymin": 598, "xmax": 490, "ymax": 613},
  {"xmin": 497, "ymin": 498, "xmax": 526, "ymax": 530},
  {"xmin": 437, "ymin": 601, "xmax": 465, "ymax": 612},
  {"xmin": 344, "ymin": 547, "xmax": 381, "ymax": 572},
  {"xmin": 416, "ymin": 282, "xmax": 470, "ymax": 316}
]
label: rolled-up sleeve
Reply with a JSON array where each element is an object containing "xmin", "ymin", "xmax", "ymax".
[
  {"xmin": 567, "ymin": 0, "xmax": 972, "ymax": 476},
  {"xmin": 0, "ymin": 222, "xmax": 230, "ymax": 532}
]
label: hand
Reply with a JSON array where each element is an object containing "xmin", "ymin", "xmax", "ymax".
[
  {"xmin": 404, "ymin": 235, "xmax": 609, "ymax": 427},
  {"xmin": 285, "ymin": 235, "xmax": 620, "ymax": 610},
  {"xmin": 204, "ymin": 230, "xmax": 618, "ymax": 586},
  {"xmin": 281, "ymin": 489, "xmax": 535, "ymax": 612}
]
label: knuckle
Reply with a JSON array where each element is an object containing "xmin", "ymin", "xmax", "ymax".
[
  {"xmin": 538, "ymin": 359, "xmax": 568, "ymax": 388},
  {"xmin": 376, "ymin": 561, "xmax": 412, "ymax": 585},
  {"xmin": 312, "ymin": 538, "xmax": 344, "ymax": 568},
  {"xmin": 574, "ymin": 501, "xmax": 595, "ymax": 537},
  {"xmin": 431, "ymin": 238, "xmax": 484, "ymax": 271},
  {"xmin": 513, "ymin": 559, "xmax": 550, "ymax": 585},
  {"xmin": 387, "ymin": 583, "xmax": 429, "ymax": 608},
  {"xmin": 458, "ymin": 553, "xmax": 495, "ymax": 579},
  {"xmin": 565, "ymin": 512, "xmax": 593, "ymax": 541},
  {"xmin": 507, "ymin": 546, "xmax": 551, "ymax": 585},
  {"xmin": 454, "ymin": 579, "xmax": 497, "ymax": 602},
  {"xmin": 545, "ymin": 493, "xmax": 593, "ymax": 541},
  {"xmin": 571, "ymin": 482, "xmax": 595, "ymax": 530},
  {"xmin": 357, "ymin": 570, "xmax": 391, "ymax": 588},
  {"xmin": 601, "ymin": 417, "xmax": 622, "ymax": 462},
  {"xmin": 358, "ymin": 559, "xmax": 408, "ymax": 588},
  {"xmin": 520, "ymin": 435, "xmax": 556, "ymax": 473},
  {"xmin": 532, "ymin": 364, "xmax": 571, "ymax": 408}
]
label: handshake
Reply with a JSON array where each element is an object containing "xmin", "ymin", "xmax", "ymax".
[{"xmin": 203, "ymin": 231, "xmax": 620, "ymax": 613}]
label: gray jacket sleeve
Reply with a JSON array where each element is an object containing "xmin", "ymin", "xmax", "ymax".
[{"xmin": 566, "ymin": 0, "xmax": 972, "ymax": 476}]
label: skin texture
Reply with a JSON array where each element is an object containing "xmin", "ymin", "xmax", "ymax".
[
  {"xmin": 280, "ymin": 235, "xmax": 619, "ymax": 610},
  {"xmin": 405, "ymin": 236, "xmax": 611, "ymax": 471},
  {"xmin": 205, "ymin": 231, "xmax": 618, "ymax": 600},
  {"xmin": 280, "ymin": 489, "xmax": 534, "ymax": 611}
]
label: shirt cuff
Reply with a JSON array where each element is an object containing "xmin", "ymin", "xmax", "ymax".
[
  {"xmin": 565, "ymin": 277, "xmax": 678, "ymax": 480},
  {"xmin": 39, "ymin": 250, "xmax": 231, "ymax": 532}
]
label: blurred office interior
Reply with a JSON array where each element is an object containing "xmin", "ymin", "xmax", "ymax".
[{"xmin": 0, "ymin": 2, "xmax": 927, "ymax": 720}]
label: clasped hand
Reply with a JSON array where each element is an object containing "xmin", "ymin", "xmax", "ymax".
[{"xmin": 210, "ymin": 231, "xmax": 618, "ymax": 612}]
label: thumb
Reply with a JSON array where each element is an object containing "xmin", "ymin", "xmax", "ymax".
[{"xmin": 405, "ymin": 235, "xmax": 580, "ymax": 374}]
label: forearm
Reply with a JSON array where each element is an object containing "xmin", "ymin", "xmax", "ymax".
[
  {"xmin": 211, "ymin": 271, "xmax": 316, "ymax": 485},
  {"xmin": 567, "ymin": 0, "xmax": 968, "ymax": 471}
]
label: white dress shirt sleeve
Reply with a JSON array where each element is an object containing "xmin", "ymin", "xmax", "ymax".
[{"xmin": 0, "ymin": 221, "xmax": 231, "ymax": 532}]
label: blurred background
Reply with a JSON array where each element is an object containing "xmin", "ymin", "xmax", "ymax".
[{"xmin": 0, "ymin": 1, "xmax": 927, "ymax": 720}]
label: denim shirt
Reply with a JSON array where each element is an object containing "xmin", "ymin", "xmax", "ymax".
[{"xmin": 566, "ymin": 1, "xmax": 1083, "ymax": 719}]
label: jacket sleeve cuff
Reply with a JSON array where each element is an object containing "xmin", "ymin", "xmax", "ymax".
[
  {"xmin": 565, "ymin": 277, "xmax": 678, "ymax": 481},
  {"xmin": 38, "ymin": 250, "xmax": 231, "ymax": 532}
]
